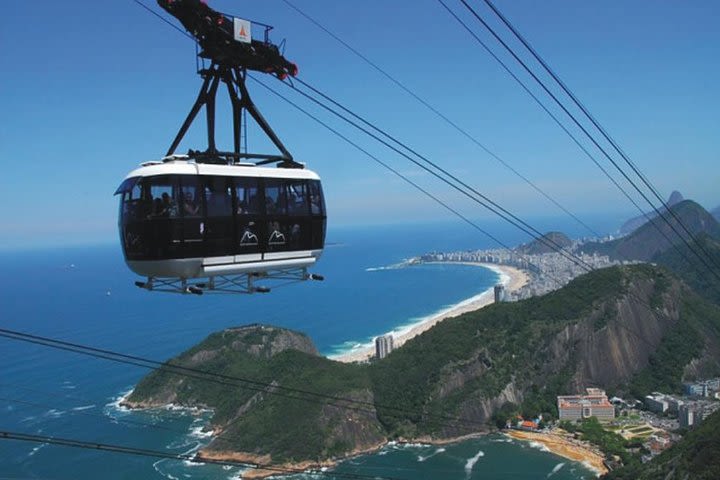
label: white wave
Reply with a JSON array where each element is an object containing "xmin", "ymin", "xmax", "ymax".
[
  {"xmin": 72, "ymin": 404, "xmax": 96, "ymax": 411},
  {"xmin": 418, "ymin": 447, "xmax": 445, "ymax": 462},
  {"xmin": 105, "ymin": 386, "xmax": 134, "ymax": 415},
  {"xmin": 529, "ymin": 441, "xmax": 550, "ymax": 453},
  {"xmin": 152, "ymin": 460, "xmax": 180, "ymax": 480},
  {"xmin": 581, "ymin": 460, "xmax": 603, "ymax": 477},
  {"xmin": 326, "ymin": 284, "xmax": 495, "ymax": 359},
  {"xmin": 20, "ymin": 415, "xmax": 36, "ymax": 423},
  {"xmin": 44, "ymin": 409, "xmax": 65, "ymax": 418},
  {"xmin": 490, "ymin": 437, "xmax": 513, "ymax": 443},
  {"xmin": 547, "ymin": 462, "xmax": 565, "ymax": 478},
  {"xmin": 394, "ymin": 442, "xmax": 428, "ymax": 449},
  {"xmin": 189, "ymin": 426, "xmax": 214, "ymax": 439},
  {"xmin": 464, "ymin": 450, "xmax": 485, "ymax": 477},
  {"xmin": 28, "ymin": 443, "xmax": 47, "ymax": 457},
  {"xmin": 365, "ymin": 260, "xmax": 411, "ymax": 272}
]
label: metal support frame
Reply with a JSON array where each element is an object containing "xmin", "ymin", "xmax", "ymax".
[
  {"xmin": 134, "ymin": 267, "xmax": 322, "ymax": 295},
  {"xmin": 166, "ymin": 63, "xmax": 298, "ymax": 167}
]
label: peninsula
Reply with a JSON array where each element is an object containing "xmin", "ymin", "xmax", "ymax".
[{"xmin": 122, "ymin": 264, "xmax": 720, "ymax": 477}]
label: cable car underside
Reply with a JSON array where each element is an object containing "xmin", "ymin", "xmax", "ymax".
[{"xmin": 116, "ymin": 0, "xmax": 325, "ymax": 295}]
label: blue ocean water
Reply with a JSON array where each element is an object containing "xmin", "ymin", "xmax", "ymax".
[{"xmin": 0, "ymin": 220, "xmax": 604, "ymax": 479}]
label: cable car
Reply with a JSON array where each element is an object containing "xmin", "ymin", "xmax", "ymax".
[
  {"xmin": 115, "ymin": 157, "xmax": 325, "ymax": 293},
  {"xmin": 118, "ymin": 0, "xmax": 325, "ymax": 294}
]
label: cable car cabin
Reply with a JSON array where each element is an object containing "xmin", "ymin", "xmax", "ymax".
[{"xmin": 115, "ymin": 160, "xmax": 326, "ymax": 291}]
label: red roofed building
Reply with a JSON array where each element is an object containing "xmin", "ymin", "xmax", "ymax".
[{"xmin": 519, "ymin": 420, "xmax": 539, "ymax": 431}]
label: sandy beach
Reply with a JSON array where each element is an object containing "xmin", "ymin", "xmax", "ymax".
[
  {"xmin": 331, "ymin": 263, "xmax": 529, "ymax": 363},
  {"xmin": 505, "ymin": 429, "xmax": 608, "ymax": 476}
]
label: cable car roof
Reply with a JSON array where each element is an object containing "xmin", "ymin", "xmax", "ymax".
[{"xmin": 122, "ymin": 160, "xmax": 321, "ymax": 182}]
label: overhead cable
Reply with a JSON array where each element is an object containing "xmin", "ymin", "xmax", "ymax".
[{"xmin": 280, "ymin": 0, "xmax": 600, "ymax": 238}]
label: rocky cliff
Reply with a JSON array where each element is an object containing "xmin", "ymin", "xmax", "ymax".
[{"xmin": 125, "ymin": 265, "xmax": 720, "ymax": 470}]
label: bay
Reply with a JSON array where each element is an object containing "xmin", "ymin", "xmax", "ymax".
[{"xmin": 0, "ymin": 219, "xmax": 604, "ymax": 479}]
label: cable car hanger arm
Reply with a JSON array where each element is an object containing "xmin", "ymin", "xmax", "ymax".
[{"xmin": 158, "ymin": 0, "xmax": 300, "ymax": 167}]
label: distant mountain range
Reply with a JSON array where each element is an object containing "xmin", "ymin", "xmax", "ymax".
[
  {"xmin": 619, "ymin": 191, "xmax": 685, "ymax": 235},
  {"xmin": 712, "ymin": 205, "xmax": 720, "ymax": 222},
  {"xmin": 583, "ymin": 200, "xmax": 720, "ymax": 262},
  {"xmin": 124, "ymin": 265, "xmax": 720, "ymax": 470}
]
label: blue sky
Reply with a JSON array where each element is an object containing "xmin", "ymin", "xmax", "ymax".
[{"xmin": 1, "ymin": 0, "xmax": 719, "ymax": 249}]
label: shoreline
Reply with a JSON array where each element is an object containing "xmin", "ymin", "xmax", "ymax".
[
  {"xmin": 330, "ymin": 262, "xmax": 529, "ymax": 363},
  {"xmin": 505, "ymin": 429, "xmax": 608, "ymax": 476}
]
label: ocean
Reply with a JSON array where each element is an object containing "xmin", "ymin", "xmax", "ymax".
[{"xmin": 0, "ymin": 219, "xmax": 612, "ymax": 479}]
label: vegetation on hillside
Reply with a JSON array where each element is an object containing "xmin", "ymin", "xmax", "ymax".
[
  {"xmin": 126, "ymin": 265, "xmax": 720, "ymax": 465},
  {"xmin": 606, "ymin": 409, "xmax": 720, "ymax": 480},
  {"xmin": 582, "ymin": 200, "xmax": 720, "ymax": 261},
  {"xmin": 654, "ymin": 233, "xmax": 720, "ymax": 306}
]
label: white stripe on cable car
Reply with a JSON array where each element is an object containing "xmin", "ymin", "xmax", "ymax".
[
  {"xmin": 203, "ymin": 257, "xmax": 315, "ymax": 275},
  {"xmin": 262, "ymin": 251, "xmax": 313, "ymax": 261}
]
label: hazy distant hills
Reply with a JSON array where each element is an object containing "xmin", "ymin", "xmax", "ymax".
[
  {"xmin": 125, "ymin": 265, "xmax": 720, "ymax": 468},
  {"xmin": 515, "ymin": 231, "xmax": 572, "ymax": 255},
  {"xmin": 712, "ymin": 205, "xmax": 720, "ymax": 222},
  {"xmin": 619, "ymin": 190, "xmax": 685, "ymax": 235},
  {"xmin": 583, "ymin": 200, "xmax": 720, "ymax": 262}
]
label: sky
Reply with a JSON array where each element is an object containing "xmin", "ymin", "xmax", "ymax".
[{"xmin": 1, "ymin": 0, "xmax": 719, "ymax": 249}]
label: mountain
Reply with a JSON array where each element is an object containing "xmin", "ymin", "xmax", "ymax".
[
  {"xmin": 712, "ymin": 205, "xmax": 720, "ymax": 222},
  {"xmin": 515, "ymin": 231, "xmax": 572, "ymax": 255},
  {"xmin": 125, "ymin": 266, "xmax": 720, "ymax": 471},
  {"xmin": 653, "ymin": 233, "xmax": 720, "ymax": 306},
  {"xmin": 619, "ymin": 190, "xmax": 684, "ymax": 235},
  {"xmin": 606, "ymin": 409, "xmax": 720, "ymax": 480},
  {"xmin": 582, "ymin": 200, "xmax": 720, "ymax": 261}
]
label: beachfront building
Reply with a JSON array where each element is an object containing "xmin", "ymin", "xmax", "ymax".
[
  {"xmin": 375, "ymin": 334, "xmax": 394, "ymax": 360},
  {"xmin": 557, "ymin": 388, "xmax": 615, "ymax": 422},
  {"xmin": 494, "ymin": 284, "xmax": 506, "ymax": 303}
]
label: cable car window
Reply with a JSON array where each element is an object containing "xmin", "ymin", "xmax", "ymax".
[
  {"xmin": 204, "ymin": 176, "xmax": 232, "ymax": 217},
  {"xmin": 309, "ymin": 180, "xmax": 324, "ymax": 216},
  {"xmin": 114, "ymin": 177, "xmax": 140, "ymax": 195},
  {"xmin": 148, "ymin": 177, "xmax": 178, "ymax": 218},
  {"xmin": 234, "ymin": 178, "xmax": 261, "ymax": 215},
  {"xmin": 286, "ymin": 180, "xmax": 309, "ymax": 216},
  {"xmin": 179, "ymin": 178, "xmax": 202, "ymax": 217},
  {"xmin": 121, "ymin": 180, "xmax": 147, "ymax": 221},
  {"xmin": 264, "ymin": 179, "xmax": 287, "ymax": 215}
]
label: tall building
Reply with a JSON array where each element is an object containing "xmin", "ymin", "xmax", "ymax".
[
  {"xmin": 375, "ymin": 334, "xmax": 394, "ymax": 360},
  {"xmin": 557, "ymin": 388, "xmax": 615, "ymax": 422},
  {"xmin": 494, "ymin": 284, "xmax": 506, "ymax": 303},
  {"xmin": 679, "ymin": 404, "xmax": 695, "ymax": 429}
]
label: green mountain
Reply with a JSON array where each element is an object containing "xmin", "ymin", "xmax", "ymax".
[
  {"xmin": 515, "ymin": 231, "xmax": 572, "ymax": 255},
  {"xmin": 619, "ymin": 190, "xmax": 684, "ymax": 235},
  {"xmin": 583, "ymin": 200, "xmax": 720, "ymax": 261},
  {"xmin": 653, "ymin": 233, "xmax": 720, "ymax": 306},
  {"xmin": 606, "ymin": 409, "xmax": 720, "ymax": 480},
  {"xmin": 125, "ymin": 266, "xmax": 720, "ymax": 468}
]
